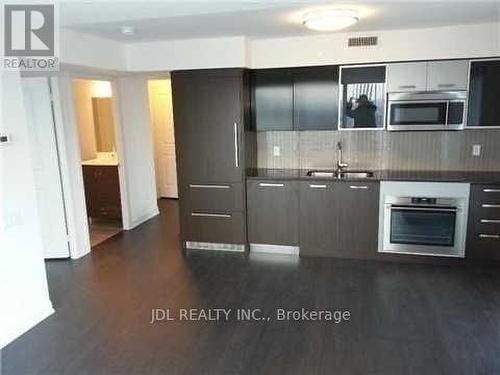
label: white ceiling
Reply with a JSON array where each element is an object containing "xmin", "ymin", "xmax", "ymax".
[{"xmin": 61, "ymin": 1, "xmax": 500, "ymax": 43}]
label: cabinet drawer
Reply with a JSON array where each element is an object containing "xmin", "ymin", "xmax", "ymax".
[
  {"xmin": 183, "ymin": 210, "xmax": 246, "ymax": 244},
  {"xmin": 470, "ymin": 185, "xmax": 500, "ymax": 205},
  {"xmin": 467, "ymin": 234, "xmax": 500, "ymax": 260},
  {"xmin": 473, "ymin": 220, "xmax": 500, "ymax": 234},
  {"xmin": 183, "ymin": 183, "xmax": 244, "ymax": 211}
]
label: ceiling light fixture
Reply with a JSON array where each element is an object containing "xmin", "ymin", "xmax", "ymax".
[
  {"xmin": 302, "ymin": 9, "xmax": 358, "ymax": 31},
  {"xmin": 120, "ymin": 26, "xmax": 135, "ymax": 36}
]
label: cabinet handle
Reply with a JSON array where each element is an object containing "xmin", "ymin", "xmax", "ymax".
[
  {"xmin": 234, "ymin": 122, "xmax": 239, "ymax": 168},
  {"xmin": 191, "ymin": 212, "xmax": 232, "ymax": 218},
  {"xmin": 480, "ymin": 219, "xmax": 500, "ymax": 224},
  {"xmin": 399, "ymin": 85, "xmax": 416, "ymax": 89},
  {"xmin": 482, "ymin": 204, "xmax": 500, "ymax": 208},
  {"xmin": 350, "ymin": 185, "xmax": 369, "ymax": 190},
  {"xmin": 438, "ymin": 83, "xmax": 456, "ymax": 88},
  {"xmin": 309, "ymin": 184, "xmax": 327, "ymax": 189},
  {"xmin": 259, "ymin": 183, "xmax": 284, "ymax": 187},
  {"xmin": 189, "ymin": 184, "xmax": 230, "ymax": 189},
  {"xmin": 479, "ymin": 234, "xmax": 500, "ymax": 239},
  {"xmin": 483, "ymin": 189, "xmax": 500, "ymax": 193}
]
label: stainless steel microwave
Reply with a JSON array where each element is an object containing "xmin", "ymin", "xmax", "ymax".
[{"xmin": 387, "ymin": 91, "xmax": 467, "ymax": 131}]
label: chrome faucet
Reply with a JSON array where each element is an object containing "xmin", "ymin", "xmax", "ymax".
[{"xmin": 336, "ymin": 141, "xmax": 348, "ymax": 172}]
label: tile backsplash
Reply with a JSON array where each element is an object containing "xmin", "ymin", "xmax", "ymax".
[{"xmin": 257, "ymin": 129, "xmax": 500, "ymax": 171}]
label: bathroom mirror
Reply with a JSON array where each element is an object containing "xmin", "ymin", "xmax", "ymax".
[{"xmin": 92, "ymin": 97, "xmax": 115, "ymax": 152}]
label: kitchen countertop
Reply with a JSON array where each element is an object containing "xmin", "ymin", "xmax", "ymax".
[
  {"xmin": 81, "ymin": 153, "xmax": 119, "ymax": 166},
  {"xmin": 246, "ymin": 168, "xmax": 500, "ymax": 184}
]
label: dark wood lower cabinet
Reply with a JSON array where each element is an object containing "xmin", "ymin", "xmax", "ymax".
[
  {"xmin": 82, "ymin": 165, "xmax": 122, "ymax": 220},
  {"xmin": 299, "ymin": 181, "xmax": 339, "ymax": 256},
  {"xmin": 467, "ymin": 184, "xmax": 500, "ymax": 260},
  {"xmin": 334, "ymin": 182, "xmax": 380, "ymax": 259},
  {"xmin": 246, "ymin": 180, "xmax": 299, "ymax": 246},
  {"xmin": 182, "ymin": 210, "xmax": 246, "ymax": 244},
  {"xmin": 299, "ymin": 181, "xmax": 379, "ymax": 259}
]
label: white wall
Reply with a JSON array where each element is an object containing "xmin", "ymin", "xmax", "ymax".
[
  {"xmin": 0, "ymin": 71, "xmax": 54, "ymax": 349},
  {"xmin": 125, "ymin": 36, "xmax": 247, "ymax": 71},
  {"xmin": 72, "ymin": 79, "xmax": 97, "ymax": 161},
  {"xmin": 114, "ymin": 76, "xmax": 159, "ymax": 229},
  {"xmin": 250, "ymin": 23, "xmax": 500, "ymax": 68},
  {"xmin": 122, "ymin": 22, "xmax": 500, "ymax": 71},
  {"xmin": 51, "ymin": 74, "xmax": 92, "ymax": 259},
  {"xmin": 61, "ymin": 29, "xmax": 126, "ymax": 71}
]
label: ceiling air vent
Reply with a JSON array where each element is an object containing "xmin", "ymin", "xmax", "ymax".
[{"xmin": 348, "ymin": 36, "xmax": 378, "ymax": 47}]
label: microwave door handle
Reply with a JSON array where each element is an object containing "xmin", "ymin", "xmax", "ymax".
[{"xmin": 445, "ymin": 101, "xmax": 450, "ymax": 128}]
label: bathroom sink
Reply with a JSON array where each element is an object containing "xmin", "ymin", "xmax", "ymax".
[{"xmin": 306, "ymin": 170, "xmax": 374, "ymax": 179}]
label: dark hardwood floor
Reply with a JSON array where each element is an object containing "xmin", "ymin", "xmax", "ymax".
[{"xmin": 3, "ymin": 199, "xmax": 500, "ymax": 374}]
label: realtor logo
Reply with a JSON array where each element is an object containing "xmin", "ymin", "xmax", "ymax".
[{"xmin": 2, "ymin": 4, "xmax": 59, "ymax": 70}]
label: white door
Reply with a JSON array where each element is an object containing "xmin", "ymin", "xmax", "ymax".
[
  {"xmin": 22, "ymin": 77, "xmax": 70, "ymax": 258},
  {"xmin": 148, "ymin": 79, "xmax": 178, "ymax": 198}
]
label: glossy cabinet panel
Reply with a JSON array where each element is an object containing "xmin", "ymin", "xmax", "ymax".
[
  {"xmin": 468, "ymin": 60, "xmax": 500, "ymax": 127},
  {"xmin": 387, "ymin": 62, "xmax": 428, "ymax": 92},
  {"xmin": 252, "ymin": 70, "xmax": 293, "ymax": 131},
  {"xmin": 427, "ymin": 60, "xmax": 469, "ymax": 91}
]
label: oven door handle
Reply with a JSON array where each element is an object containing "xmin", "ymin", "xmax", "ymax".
[{"xmin": 389, "ymin": 206, "xmax": 459, "ymax": 213}]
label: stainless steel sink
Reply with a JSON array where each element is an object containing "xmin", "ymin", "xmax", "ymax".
[
  {"xmin": 336, "ymin": 171, "xmax": 374, "ymax": 179},
  {"xmin": 306, "ymin": 170, "xmax": 374, "ymax": 179}
]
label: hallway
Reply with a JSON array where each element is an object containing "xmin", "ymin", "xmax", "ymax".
[{"xmin": 3, "ymin": 200, "xmax": 500, "ymax": 374}]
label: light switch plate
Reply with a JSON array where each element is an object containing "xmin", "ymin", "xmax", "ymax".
[
  {"xmin": 472, "ymin": 144, "xmax": 481, "ymax": 157},
  {"xmin": 273, "ymin": 146, "xmax": 281, "ymax": 157},
  {"xmin": 0, "ymin": 134, "xmax": 11, "ymax": 145}
]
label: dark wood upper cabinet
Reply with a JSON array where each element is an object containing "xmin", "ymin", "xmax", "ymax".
[
  {"xmin": 468, "ymin": 60, "xmax": 500, "ymax": 127},
  {"xmin": 293, "ymin": 67, "xmax": 339, "ymax": 130},
  {"xmin": 251, "ymin": 66, "xmax": 339, "ymax": 131},
  {"xmin": 251, "ymin": 69, "xmax": 293, "ymax": 131}
]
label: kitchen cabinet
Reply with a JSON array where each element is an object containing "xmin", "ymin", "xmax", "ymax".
[
  {"xmin": 251, "ymin": 66, "xmax": 339, "ymax": 131},
  {"xmin": 173, "ymin": 69, "xmax": 245, "ymax": 183},
  {"xmin": 339, "ymin": 66, "xmax": 386, "ymax": 129},
  {"xmin": 299, "ymin": 181, "xmax": 379, "ymax": 258},
  {"xmin": 335, "ymin": 182, "xmax": 380, "ymax": 259},
  {"xmin": 387, "ymin": 62, "xmax": 428, "ymax": 92},
  {"xmin": 247, "ymin": 180, "xmax": 299, "ymax": 246},
  {"xmin": 293, "ymin": 67, "xmax": 339, "ymax": 130},
  {"xmin": 82, "ymin": 165, "xmax": 122, "ymax": 220},
  {"xmin": 387, "ymin": 60, "xmax": 469, "ymax": 93},
  {"xmin": 427, "ymin": 60, "xmax": 469, "ymax": 91},
  {"xmin": 467, "ymin": 59, "xmax": 500, "ymax": 127},
  {"xmin": 466, "ymin": 184, "xmax": 500, "ymax": 260},
  {"xmin": 251, "ymin": 69, "xmax": 293, "ymax": 131},
  {"xmin": 172, "ymin": 69, "xmax": 251, "ymax": 249},
  {"xmin": 299, "ymin": 181, "xmax": 339, "ymax": 256}
]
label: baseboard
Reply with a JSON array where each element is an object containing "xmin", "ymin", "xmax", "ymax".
[
  {"xmin": 124, "ymin": 207, "xmax": 160, "ymax": 230},
  {"xmin": 250, "ymin": 243, "xmax": 300, "ymax": 256},
  {"xmin": 0, "ymin": 301, "xmax": 54, "ymax": 349}
]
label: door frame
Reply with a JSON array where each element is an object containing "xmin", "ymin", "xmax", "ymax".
[
  {"xmin": 147, "ymin": 74, "xmax": 179, "ymax": 199},
  {"xmin": 50, "ymin": 70, "xmax": 131, "ymax": 258}
]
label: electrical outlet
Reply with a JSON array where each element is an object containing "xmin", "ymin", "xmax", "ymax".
[
  {"xmin": 273, "ymin": 146, "xmax": 281, "ymax": 157},
  {"xmin": 472, "ymin": 144, "xmax": 481, "ymax": 157}
]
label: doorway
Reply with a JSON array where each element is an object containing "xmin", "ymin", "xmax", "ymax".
[
  {"xmin": 147, "ymin": 78, "xmax": 178, "ymax": 199},
  {"xmin": 72, "ymin": 79, "xmax": 123, "ymax": 248}
]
